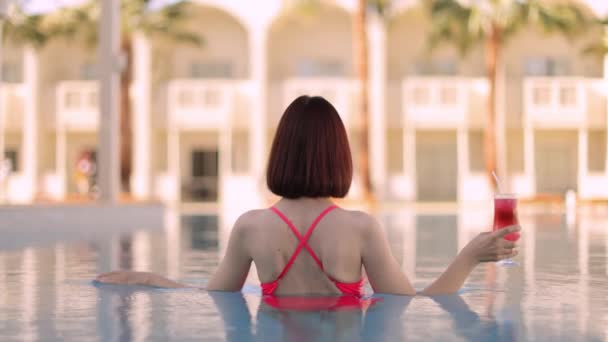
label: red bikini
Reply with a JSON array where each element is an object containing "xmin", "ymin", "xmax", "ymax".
[{"xmin": 261, "ymin": 204, "xmax": 366, "ymax": 298}]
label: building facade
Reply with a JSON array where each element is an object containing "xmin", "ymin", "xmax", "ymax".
[{"xmin": 1, "ymin": 0, "xmax": 607, "ymax": 204}]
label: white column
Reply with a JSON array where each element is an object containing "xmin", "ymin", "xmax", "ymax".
[
  {"xmin": 457, "ymin": 127, "xmax": 469, "ymax": 202},
  {"xmin": 496, "ymin": 55, "xmax": 507, "ymax": 186},
  {"xmin": 368, "ymin": 13, "xmax": 387, "ymax": 199},
  {"xmin": 603, "ymin": 26, "xmax": 608, "ymax": 178},
  {"xmin": 167, "ymin": 126, "xmax": 180, "ymax": 202},
  {"xmin": 22, "ymin": 46, "xmax": 38, "ymax": 201},
  {"xmin": 403, "ymin": 127, "xmax": 416, "ymax": 200},
  {"xmin": 0, "ymin": 20, "xmax": 5, "ymax": 201},
  {"xmin": 578, "ymin": 129, "xmax": 587, "ymax": 197},
  {"xmin": 523, "ymin": 123, "xmax": 535, "ymax": 196},
  {"xmin": 56, "ymin": 123, "xmax": 67, "ymax": 199},
  {"xmin": 249, "ymin": 26, "xmax": 268, "ymax": 193},
  {"xmin": 218, "ymin": 110, "xmax": 232, "ymax": 204},
  {"xmin": 131, "ymin": 33, "xmax": 151, "ymax": 200},
  {"xmin": 98, "ymin": 0, "xmax": 121, "ymax": 203}
]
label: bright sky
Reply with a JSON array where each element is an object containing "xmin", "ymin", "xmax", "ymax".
[
  {"xmin": 20, "ymin": 0, "xmax": 180, "ymax": 14},
  {"xmin": 18, "ymin": 0, "xmax": 608, "ymax": 16}
]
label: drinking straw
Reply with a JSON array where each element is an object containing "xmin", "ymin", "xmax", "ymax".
[{"xmin": 492, "ymin": 171, "xmax": 504, "ymax": 194}]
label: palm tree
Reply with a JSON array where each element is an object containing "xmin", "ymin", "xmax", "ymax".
[
  {"xmin": 5, "ymin": 0, "xmax": 202, "ymax": 192},
  {"xmin": 584, "ymin": 17, "xmax": 608, "ymax": 56},
  {"xmin": 2, "ymin": 4, "xmax": 50, "ymax": 47},
  {"xmin": 425, "ymin": 0, "xmax": 588, "ymax": 190},
  {"xmin": 53, "ymin": 0, "xmax": 202, "ymax": 191},
  {"xmin": 288, "ymin": 0, "xmax": 389, "ymax": 202},
  {"xmin": 353, "ymin": 0, "xmax": 373, "ymax": 201}
]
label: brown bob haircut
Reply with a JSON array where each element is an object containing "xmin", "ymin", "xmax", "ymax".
[{"xmin": 266, "ymin": 95, "xmax": 353, "ymax": 199}]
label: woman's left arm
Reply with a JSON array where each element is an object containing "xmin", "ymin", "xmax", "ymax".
[
  {"xmin": 206, "ymin": 214, "xmax": 253, "ymax": 291},
  {"xmin": 95, "ymin": 214, "xmax": 253, "ymax": 290}
]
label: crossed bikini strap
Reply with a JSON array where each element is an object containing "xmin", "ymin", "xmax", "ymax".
[{"xmin": 270, "ymin": 204, "xmax": 338, "ymax": 280}]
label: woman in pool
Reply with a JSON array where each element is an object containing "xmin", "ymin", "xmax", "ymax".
[{"xmin": 97, "ymin": 95, "xmax": 519, "ymax": 297}]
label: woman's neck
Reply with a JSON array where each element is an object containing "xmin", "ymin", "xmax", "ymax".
[{"xmin": 277, "ymin": 197, "xmax": 333, "ymax": 210}]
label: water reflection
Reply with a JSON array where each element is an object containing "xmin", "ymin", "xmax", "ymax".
[{"xmin": 0, "ymin": 207, "xmax": 606, "ymax": 341}]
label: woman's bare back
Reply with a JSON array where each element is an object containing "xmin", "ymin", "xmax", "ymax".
[{"xmin": 241, "ymin": 199, "xmax": 368, "ymax": 296}]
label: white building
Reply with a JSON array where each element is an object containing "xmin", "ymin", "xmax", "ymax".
[{"xmin": 1, "ymin": 0, "xmax": 607, "ymax": 204}]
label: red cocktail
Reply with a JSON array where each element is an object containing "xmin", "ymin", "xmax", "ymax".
[{"xmin": 493, "ymin": 194, "xmax": 520, "ymax": 242}]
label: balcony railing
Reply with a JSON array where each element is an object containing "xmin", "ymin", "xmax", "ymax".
[
  {"xmin": 56, "ymin": 81, "xmax": 99, "ymax": 130},
  {"xmin": 283, "ymin": 78, "xmax": 358, "ymax": 126},
  {"xmin": 523, "ymin": 77, "xmax": 591, "ymax": 127},
  {"xmin": 403, "ymin": 77, "xmax": 488, "ymax": 128},
  {"xmin": 0, "ymin": 84, "xmax": 25, "ymax": 130},
  {"xmin": 167, "ymin": 80, "xmax": 237, "ymax": 129}
]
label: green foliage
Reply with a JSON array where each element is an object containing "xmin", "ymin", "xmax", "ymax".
[
  {"xmin": 3, "ymin": 0, "xmax": 203, "ymax": 48},
  {"xmin": 583, "ymin": 16, "xmax": 608, "ymax": 57},
  {"xmin": 2, "ymin": 5, "xmax": 50, "ymax": 47},
  {"xmin": 425, "ymin": 0, "xmax": 590, "ymax": 55},
  {"xmin": 285, "ymin": 0, "xmax": 391, "ymax": 17}
]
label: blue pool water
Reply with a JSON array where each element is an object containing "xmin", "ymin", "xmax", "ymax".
[{"xmin": 0, "ymin": 207, "xmax": 607, "ymax": 341}]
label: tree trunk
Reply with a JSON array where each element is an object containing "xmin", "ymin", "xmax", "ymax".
[
  {"xmin": 353, "ymin": 0, "xmax": 373, "ymax": 201},
  {"xmin": 484, "ymin": 25, "xmax": 501, "ymax": 191},
  {"xmin": 120, "ymin": 37, "xmax": 133, "ymax": 192}
]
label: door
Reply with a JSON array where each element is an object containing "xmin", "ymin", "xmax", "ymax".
[
  {"xmin": 73, "ymin": 148, "xmax": 97, "ymax": 195},
  {"xmin": 416, "ymin": 131, "xmax": 458, "ymax": 201},
  {"xmin": 535, "ymin": 131, "xmax": 578, "ymax": 194},
  {"xmin": 187, "ymin": 149, "xmax": 219, "ymax": 201}
]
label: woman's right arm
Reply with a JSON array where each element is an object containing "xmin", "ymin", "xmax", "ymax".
[
  {"xmin": 419, "ymin": 226, "xmax": 519, "ymax": 295},
  {"xmin": 361, "ymin": 216, "xmax": 417, "ymax": 296},
  {"xmin": 362, "ymin": 214, "xmax": 520, "ymax": 296}
]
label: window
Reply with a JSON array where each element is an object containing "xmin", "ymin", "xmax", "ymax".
[
  {"xmin": 80, "ymin": 63, "xmax": 97, "ymax": 80},
  {"xmin": 190, "ymin": 62, "xmax": 233, "ymax": 78},
  {"xmin": 588, "ymin": 130, "xmax": 606, "ymax": 172},
  {"xmin": 524, "ymin": 57, "xmax": 570, "ymax": 76},
  {"xmin": 387, "ymin": 129, "xmax": 403, "ymax": 173},
  {"xmin": 191, "ymin": 150, "xmax": 218, "ymax": 178},
  {"xmin": 468, "ymin": 131, "xmax": 484, "ymax": 172},
  {"xmin": 295, "ymin": 59, "xmax": 344, "ymax": 77},
  {"xmin": 3, "ymin": 150, "xmax": 18, "ymax": 173},
  {"xmin": 188, "ymin": 150, "xmax": 219, "ymax": 201},
  {"xmin": 507, "ymin": 131, "xmax": 524, "ymax": 173},
  {"xmin": 231, "ymin": 131, "xmax": 249, "ymax": 174},
  {"xmin": 1, "ymin": 62, "xmax": 22, "ymax": 83},
  {"xmin": 413, "ymin": 59, "xmax": 458, "ymax": 76}
]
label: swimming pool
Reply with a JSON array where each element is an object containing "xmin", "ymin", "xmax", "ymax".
[{"xmin": 0, "ymin": 207, "xmax": 606, "ymax": 341}]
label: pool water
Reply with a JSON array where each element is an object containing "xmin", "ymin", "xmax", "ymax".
[{"xmin": 0, "ymin": 207, "xmax": 607, "ymax": 341}]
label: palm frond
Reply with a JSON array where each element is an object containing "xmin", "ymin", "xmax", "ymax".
[
  {"xmin": 368, "ymin": 0, "xmax": 391, "ymax": 17},
  {"xmin": 138, "ymin": 1, "xmax": 202, "ymax": 46},
  {"xmin": 2, "ymin": 0, "xmax": 202, "ymax": 49},
  {"xmin": 2, "ymin": 5, "xmax": 49, "ymax": 47},
  {"xmin": 282, "ymin": 0, "xmax": 322, "ymax": 17},
  {"xmin": 425, "ymin": 0, "xmax": 482, "ymax": 55},
  {"xmin": 425, "ymin": 0, "xmax": 592, "ymax": 54},
  {"xmin": 583, "ymin": 17, "xmax": 608, "ymax": 58}
]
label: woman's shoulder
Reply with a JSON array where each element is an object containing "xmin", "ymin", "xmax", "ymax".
[
  {"xmin": 333, "ymin": 207, "xmax": 380, "ymax": 234},
  {"xmin": 232, "ymin": 206, "xmax": 380, "ymax": 234},
  {"xmin": 233, "ymin": 209, "xmax": 271, "ymax": 228}
]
